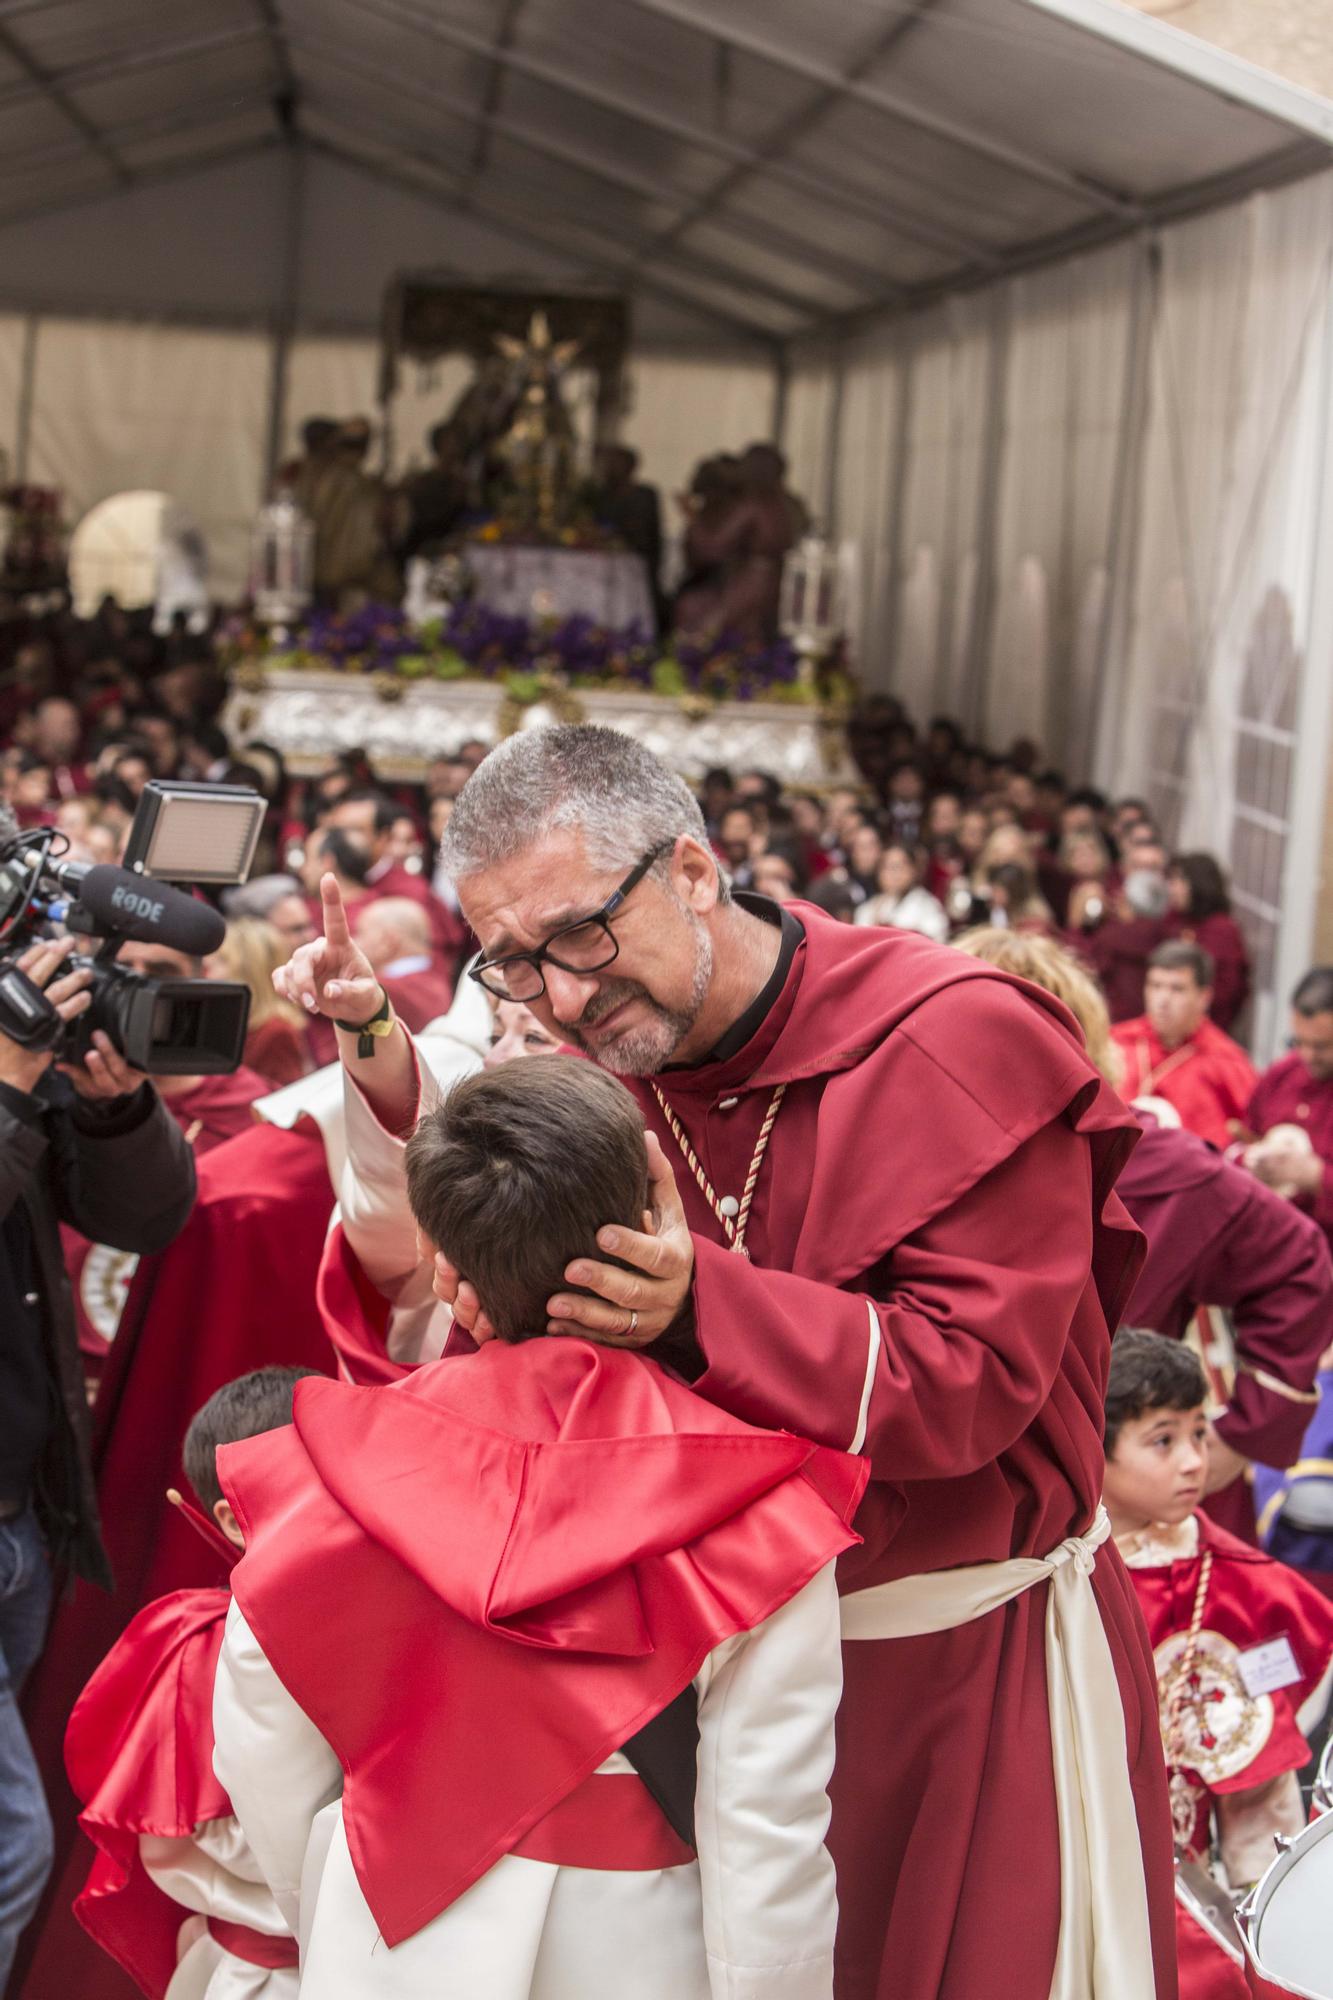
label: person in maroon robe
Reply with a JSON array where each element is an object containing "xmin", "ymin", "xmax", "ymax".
[
  {"xmin": 673, "ymin": 445, "xmax": 805, "ymax": 644},
  {"xmin": 958, "ymin": 928, "xmax": 1332, "ymax": 1540},
  {"xmin": 324, "ymin": 790, "xmax": 468, "ymax": 965},
  {"xmin": 1243, "ymin": 965, "xmax": 1333, "ymax": 1249},
  {"xmin": 1165, "ymin": 853, "xmax": 1251, "ymax": 1033},
  {"xmin": 276, "ymin": 726, "xmax": 1176, "ymax": 2000}
]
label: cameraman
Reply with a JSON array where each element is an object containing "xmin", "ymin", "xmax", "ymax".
[{"xmin": 0, "ymin": 830, "xmax": 196, "ymax": 1989}]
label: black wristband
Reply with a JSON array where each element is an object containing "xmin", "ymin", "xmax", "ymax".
[{"xmin": 335, "ymin": 987, "xmax": 394, "ymax": 1060}]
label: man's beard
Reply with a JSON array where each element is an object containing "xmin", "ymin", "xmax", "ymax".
[{"xmin": 564, "ymin": 925, "xmax": 714, "ymax": 1077}]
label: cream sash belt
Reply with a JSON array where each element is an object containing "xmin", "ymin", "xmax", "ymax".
[{"xmin": 840, "ymin": 1503, "xmax": 1156, "ymax": 2000}]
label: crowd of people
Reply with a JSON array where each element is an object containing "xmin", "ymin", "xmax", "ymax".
[{"xmin": 4, "ymin": 632, "xmax": 1333, "ymax": 1999}]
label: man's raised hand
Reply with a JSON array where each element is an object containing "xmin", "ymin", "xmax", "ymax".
[{"xmin": 272, "ymin": 874, "xmax": 382, "ymax": 1026}]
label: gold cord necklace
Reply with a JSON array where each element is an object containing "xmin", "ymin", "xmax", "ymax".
[
  {"xmin": 651, "ymin": 1082, "xmax": 786, "ymax": 1259},
  {"xmin": 1162, "ymin": 1547, "xmax": 1215, "ymax": 1849}
]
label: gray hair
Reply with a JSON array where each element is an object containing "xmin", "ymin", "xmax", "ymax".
[
  {"xmin": 440, "ymin": 726, "xmax": 727, "ymax": 897},
  {"xmin": 221, "ymin": 872, "xmax": 304, "ymax": 920}
]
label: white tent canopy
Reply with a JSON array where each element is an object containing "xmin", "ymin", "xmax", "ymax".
[{"xmin": 0, "ymin": 0, "xmax": 1329, "ymax": 1043}]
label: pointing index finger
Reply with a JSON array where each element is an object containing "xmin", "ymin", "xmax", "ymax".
[{"xmin": 320, "ymin": 872, "xmax": 351, "ymax": 949}]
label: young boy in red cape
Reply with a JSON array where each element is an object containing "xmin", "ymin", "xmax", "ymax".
[
  {"xmin": 213, "ymin": 1056, "xmax": 866, "ymax": 1999},
  {"xmin": 1105, "ymin": 1330, "xmax": 1333, "ymax": 2000},
  {"xmin": 64, "ymin": 1368, "xmax": 320, "ymax": 2000}
]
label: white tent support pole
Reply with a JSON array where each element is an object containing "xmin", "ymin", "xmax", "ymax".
[
  {"xmin": 961, "ymin": 290, "xmax": 1011, "ymax": 735},
  {"xmin": 879, "ymin": 337, "xmax": 916, "ymax": 695},
  {"xmin": 1271, "ymin": 255, "xmax": 1333, "ymax": 1059},
  {"xmin": 615, "ymin": 0, "xmax": 1137, "ymax": 220},
  {"xmin": 13, "ymin": 312, "xmax": 36, "ymax": 481},
  {"xmin": 823, "ymin": 358, "xmax": 846, "ymax": 540},
  {"xmin": 1089, "ymin": 234, "xmax": 1156, "ymax": 792},
  {"xmin": 263, "ymin": 136, "xmax": 304, "ymax": 490},
  {"xmin": 771, "ymin": 347, "xmax": 789, "ymax": 448}
]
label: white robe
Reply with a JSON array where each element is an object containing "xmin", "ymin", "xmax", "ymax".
[
  {"xmin": 140, "ymin": 1814, "xmax": 297, "ymax": 2000},
  {"xmin": 213, "ymin": 1567, "xmax": 843, "ymax": 1999}
]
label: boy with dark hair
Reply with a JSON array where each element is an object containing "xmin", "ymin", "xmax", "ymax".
[
  {"xmin": 1105, "ymin": 1330, "xmax": 1333, "ymax": 1997},
  {"xmin": 65, "ymin": 1368, "xmax": 321, "ymax": 2000},
  {"xmin": 213, "ymin": 1057, "xmax": 864, "ymax": 2000}
]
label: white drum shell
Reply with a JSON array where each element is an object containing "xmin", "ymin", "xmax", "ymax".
[{"xmin": 1240, "ymin": 1806, "xmax": 1333, "ymax": 1999}]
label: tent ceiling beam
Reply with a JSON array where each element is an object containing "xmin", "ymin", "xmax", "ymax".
[
  {"xmin": 311, "ymin": 111, "xmax": 820, "ymax": 319},
  {"xmin": 0, "ymin": 94, "xmax": 283, "ymax": 178},
  {"xmin": 304, "ymin": 132, "xmax": 780, "ymax": 347},
  {"xmin": 627, "ymin": 0, "xmax": 997, "ymax": 281},
  {"xmin": 254, "ymin": 0, "xmax": 298, "ymax": 122},
  {"xmin": 466, "ymin": 0, "xmax": 525, "ymax": 185},
  {"xmin": 613, "ymin": 0, "xmax": 1141, "ymax": 219},
  {"xmin": 0, "ymin": 134, "xmax": 280, "ymax": 237},
  {"xmin": 290, "ymin": 32, "xmax": 900, "ymax": 295},
  {"xmin": 0, "ymin": 26, "xmax": 270, "ymax": 113},
  {"xmin": 0, "ymin": 17, "xmax": 130, "ymax": 183},
  {"xmin": 348, "ymin": 0, "xmax": 987, "ymax": 259}
]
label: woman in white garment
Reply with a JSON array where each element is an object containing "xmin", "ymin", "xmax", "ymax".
[{"xmin": 853, "ymin": 840, "xmax": 949, "ymax": 944}]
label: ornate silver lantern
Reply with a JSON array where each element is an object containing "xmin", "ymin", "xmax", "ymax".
[
  {"xmin": 250, "ymin": 491, "xmax": 313, "ymax": 636},
  {"xmin": 780, "ymin": 535, "xmax": 856, "ymax": 685}
]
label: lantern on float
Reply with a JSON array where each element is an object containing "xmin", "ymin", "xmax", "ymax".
[
  {"xmin": 779, "ymin": 535, "xmax": 856, "ymax": 685},
  {"xmin": 250, "ymin": 491, "xmax": 313, "ymax": 636}
]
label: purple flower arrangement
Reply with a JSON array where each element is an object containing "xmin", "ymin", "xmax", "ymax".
[{"xmin": 223, "ymin": 604, "xmax": 838, "ymax": 706}]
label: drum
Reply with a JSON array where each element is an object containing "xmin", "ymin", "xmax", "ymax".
[{"xmin": 1238, "ymin": 1807, "xmax": 1333, "ymax": 1997}]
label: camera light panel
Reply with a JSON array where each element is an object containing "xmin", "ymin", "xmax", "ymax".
[{"xmin": 124, "ymin": 782, "xmax": 265, "ymax": 886}]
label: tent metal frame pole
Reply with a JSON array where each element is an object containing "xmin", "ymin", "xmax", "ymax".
[
  {"xmin": 290, "ymin": 33, "xmax": 909, "ymax": 293},
  {"xmin": 878, "ymin": 333, "xmax": 916, "ymax": 698},
  {"xmin": 962, "ymin": 289, "xmax": 1011, "ymax": 736},
  {"xmin": 822, "ymin": 358, "xmax": 845, "ymax": 540},
  {"xmin": 1088, "ymin": 233, "xmax": 1155, "ymax": 792},
  {"xmin": 1271, "ymin": 251, "xmax": 1333, "ymax": 1061},
  {"xmin": 302, "ymin": 135, "xmax": 780, "ymax": 350},
  {"xmin": 613, "ymin": 0, "xmax": 1139, "ymax": 219},
  {"xmin": 345, "ymin": 0, "xmax": 994, "ymax": 262},
  {"xmin": 0, "ymin": 25, "xmax": 267, "ymax": 110},
  {"xmin": 263, "ymin": 136, "xmax": 304, "ymax": 490},
  {"xmin": 13, "ymin": 313, "xmax": 36, "ymax": 481},
  {"xmin": 0, "ymin": 17, "xmax": 130, "ymax": 182}
]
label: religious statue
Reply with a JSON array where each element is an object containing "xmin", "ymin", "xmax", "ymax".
[{"xmin": 492, "ymin": 310, "xmax": 582, "ymax": 539}]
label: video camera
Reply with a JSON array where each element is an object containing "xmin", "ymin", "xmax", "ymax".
[{"xmin": 0, "ymin": 780, "xmax": 267, "ymax": 1075}]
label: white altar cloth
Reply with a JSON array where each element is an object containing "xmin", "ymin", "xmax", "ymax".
[{"xmin": 223, "ymin": 670, "xmax": 854, "ymax": 788}]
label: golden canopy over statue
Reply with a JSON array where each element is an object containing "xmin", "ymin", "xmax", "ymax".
[{"xmin": 492, "ymin": 311, "xmax": 583, "ymax": 539}]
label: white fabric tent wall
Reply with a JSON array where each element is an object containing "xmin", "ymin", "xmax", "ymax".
[
  {"xmin": 791, "ymin": 164, "xmax": 1333, "ymax": 1054},
  {"xmin": 26, "ymin": 319, "xmax": 271, "ymax": 600}
]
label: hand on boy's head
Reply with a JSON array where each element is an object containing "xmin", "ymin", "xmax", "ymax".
[
  {"xmin": 431, "ymin": 1252, "xmax": 499, "ymax": 1345},
  {"xmin": 545, "ymin": 1132, "xmax": 694, "ymax": 1348}
]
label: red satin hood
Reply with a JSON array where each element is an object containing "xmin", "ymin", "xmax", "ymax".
[
  {"xmin": 265, "ymin": 1341, "xmax": 864, "ymax": 1651},
  {"xmin": 220, "ymin": 1341, "xmax": 864, "ymax": 1944}
]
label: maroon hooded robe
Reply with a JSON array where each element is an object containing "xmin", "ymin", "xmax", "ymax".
[{"xmin": 610, "ymin": 910, "xmax": 1175, "ymax": 2000}]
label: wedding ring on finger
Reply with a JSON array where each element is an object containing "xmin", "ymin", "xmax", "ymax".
[{"xmin": 628, "ymin": 1310, "xmax": 639, "ymax": 1336}]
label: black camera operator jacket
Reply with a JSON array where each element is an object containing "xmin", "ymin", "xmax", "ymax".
[{"xmin": 0, "ymin": 1072, "xmax": 196, "ymax": 1588}]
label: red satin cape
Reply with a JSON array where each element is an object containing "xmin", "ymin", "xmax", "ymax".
[
  {"xmin": 221, "ymin": 1340, "xmax": 865, "ymax": 1947},
  {"xmin": 64, "ymin": 1590, "xmax": 233, "ymax": 2000}
]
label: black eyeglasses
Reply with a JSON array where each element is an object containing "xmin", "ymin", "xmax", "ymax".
[{"xmin": 469, "ymin": 842, "xmax": 674, "ymax": 1002}]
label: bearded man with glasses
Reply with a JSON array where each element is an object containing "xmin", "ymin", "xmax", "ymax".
[{"xmin": 275, "ymin": 725, "xmax": 1174, "ymax": 2000}]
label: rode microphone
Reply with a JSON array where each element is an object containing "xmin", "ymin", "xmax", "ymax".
[{"xmin": 52, "ymin": 863, "xmax": 226, "ymax": 957}]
